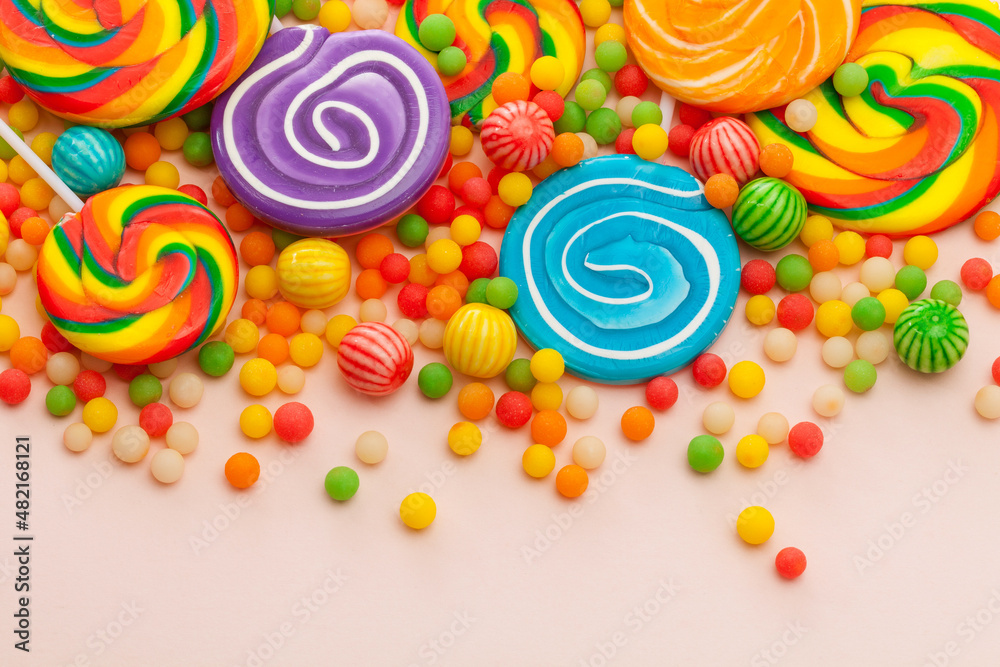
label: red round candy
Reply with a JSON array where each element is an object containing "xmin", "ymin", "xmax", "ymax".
[
  {"xmin": 397, "ymin": 283, "xmax": 430, "ymax": 319},
  {"xmin": 615, "ymin": 127, "xmax": 637, "ymax": 155},
  {"xmin": 0, "ymin": 368, "xmax": 31, "ymax": 405},
  {"xmin": 0, "ymin": 183, "xmax": 21, "ymax": 218},
  {"xmin": 496, "ymin": 391, "xmax": 532, "ymax": 428},
  {"xmin": 775, "ymin": 547, "xmax": 807, "ymax": 579},
  {"xmin": 41, "ymin": 321, "xmax": 73, "ymax": 353},
  {"xmin": 678, "ymin": 103, "xmax": 713, "ymax": 129},
  {"xmin": 338, "ymin": 323, "xmax": 414, "ymax": 396},
  {"xmin": 436, "ymin": 152, "xmax": 453, "ymax": 180},
  {"xmin": 692, "ymin": 353, "xmax": 726, "ymax": 388},
  {"xmin": 460, "ymin": 177, "xmax": 492, "ymax": 209},
  {"xmin": 113, "ymin": 363, "xmax": 148, "ymax": 382},
  {"xmin": 487, "ymin": 166, "xmax": 512, "ymax": 195},
  {"xmin": 459, "ymin": 241, "xmax": 498, "ymax": 280},
  {"xmin": 788, "ymin": 421, "xmax": 823, "ymax": 458},
  {"xmin": 776, "ymin": 294, "xmax": 814, "ymax": 331},
  {"xmin": 865, "ymin": 234, "xmax": 892, "ymax": 259},
  {"xmin": 961, "ymin": 258, "xmax": 993, "ymax": 291},
  {"xmin": 8, "ymin": 207, "xmax": 37, "ymax": 238},
  {"xmin": 451, "ymin": 205, "xmax": 485, "ymax": 228},
  {"xmin": 273, "ymin": 402, "xmax": 314, "ymax": 444},
  {"xmin": 741, "ymin": 259, "xmax": 776, "ymax": 295},
  {"xmin": 532, "ymin": 90, "xmax": 565, "ymax": 122},
  {"xmin": 139, "ymin": 402, "xmax": 173, "ymax": 438},
  {"xmin": 380, "ymin": 253, "xmax": 410, "ymax": 284},
  {"xmin": 646, "ymin": 376, "xmax": 678, "ymax": 410},
  {"xmin": 73, "ymin": 370, "xmax": 107, "ymax": 402},
  {"xmin": 0, "ymin": 76, "xmax": 25, "ymax": 104},
  {"xmin": 667, "ymin": 124, "xmax": 695, "ymax": 158},
  {"xmin": 614, "ymin": 64, "xmax": 649, "ymax": 97},
  {"xmin": 416, "ymin": 185, "xmax": 455, "ymax": 225},
  {"xmin": 177, "ymin": 184, "xmax": 208, "ymax": 205},
  {"xmin": 993, "ymin": 356, "xmax": 1000, "ymax": 385}
]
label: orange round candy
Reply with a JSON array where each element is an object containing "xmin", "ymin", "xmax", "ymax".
[
  {"xmin": 426, "ymin": 284, "xmax": 462, "ymax": 320},
  {"xmin": 212, "ymin": 175, "xmax": 236, "ymax": 207},
  {"xmin": 448, "ymin": 161, "xmax": 483, "ymax": 194},
  {"xmin": 225, "ymin": 452, "xmax": 260, "ymax": 489},
  {"xmin": 123, "ymin": 132, "xmax": 161, "ymax": 171},
  {"xmin": 257, "ymin": 333, "xmax": 289, "ymax": 365},
  {"xmin": 458, "ymin": 382, "xmax": 495, "ymax": 420},
  {"xmin": 241, "ymin": 299, "xmax": 268, "ymax": 326},
  {"xmin": 355, "ymin": 268, "xmax": 388, "ymax": 300},
  {"xmin": 225, "ymin": 203, "xmax": 255, "ymax": 232},
  {"xmin": 531, "ymin": 155, "xmax": 560, "ymax": 180},
  {"xmin": 621, "ymin": 405, "xmax": 654, "ymax": 441},
  {"xmin": 484, "ymin": 196, "xmax": 515, "ymax": 229},
  {"xmin": 988, "ymin": 275, "xmax": 1000, "ymax": 308},
  {"xmin": 408, "ymin": 254, "xmax": 438, "ymax": 286},
  {"xmin": 240, "ymin": 230, "xmax": 276, "ymax": 267},
  {"xmin": 531, "ymin": 409, "xmax": 567, "ymax": 447},
  {"xmin": 807, "ymin": 238, "xmax": 840, "ymax": 272},
  {"xmin": 551, "ymin": 133, "xmax": 584, "ymax": 168},
  {"xmin": 10, "ymin": 336, "xmax": 47, "ymax": 374},
  {"xmin": 491, "ymin": 72, "xmax": 530, "ymax": 105},
  {"xmin": 20, "ymin": 216, "xmax": 49, "ymax": 246},
  {"xmin": 355, "ymin": 232, "xmax": 394, "ymax": 270},
  {"xmin": 435, "ymin": 270, "xmax": 469, "ymax": 298},
  {"xmin": 759, "ymin": 143, "xmax": 794, "ymax": 178},
  {"xmin": 704, "ymin": 173, "xmax": 739, "ymax": 209},
  {"xmin": 266, "ymin": 301, "xmax": 301, "ymax": 337},
  {"xmin": 975, "ymin": 211, "xmax": 1000, "ymax": 241},
  {"xmin": 556, "ymin": 464, "xmax": 589, "ymax": 498}
]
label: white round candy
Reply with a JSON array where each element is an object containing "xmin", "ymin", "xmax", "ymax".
[
  {"xmin": 150, "ymin": 448, "xmax": 185, "ymax": 484},
  {"xmin": 572, "ymin": 436, "xmax": 606, "ymax": 469},
  {"xmin": 351, "ymin": 0, "xmax": 388, "ymax": 29},
  {"xmin": 169, "ymin": 372, "xmax": 204, "ymax": 408},
  {"xmin": 809, "ymin": 272, "xmax": 842, "ymax": 304},
  {"xmin": 566, "ymin": 386, "xmax": 599, "ymax": 420},
  {"xmin": 840, "ymin": 281, "xmax": 871, "ymax": 307},
  {"xmin": 148, "ymin": 357, "xmax": 178, "ymax": 379},
  {"xmin": 763, "ymin": 328, "xmax": 797, "ymax": 363},
  {"xmin": 46, "ymin": 351, "xmax": 80, "ymax": 385},
  {"xmin": 703, "ymin": 401, "xmax": 735, "ymax": 435},
  {"xmin": 166, "ymin": 422, "xmax": 199, "ymax": 455},
  {"xmin": 822, "ymin": 336, "xmax": 854, "ymax": 369},
  {"xmin": 300, "ymin": 310, "xmax": 328, "ymax": 336},
  {"xmin": 577, "ymin": 132, "xmax": 599, "ymax": 160},
  {"xmin": 392, "ymin": 318, "xmax": 420, "ymax": 347},
  {"xmin": 418, "ymin": 318, "xmax": 446, "ymax": 349},
  {"xmin": 785, "ymin": 98, "xmax": 818, "ymax": 132},
  {"xmin": 112, "ymin": 425, "xmax": 150, "ymax": 463},
  {"xmin": 277, "ymin": 365, "xmax": 305, "ymax": 394},
  {"xmin": 80, "ymin": 353, "xmax": 112, "ymax": 373},
  {"xmin": 63, "ymin": 423, "xmax": 93, "ymax": 453},
  {"xmin": 856, "ymin": 330, "xmax": 891, "ymax": 365},
  {"xmin": 975, "ymin": 386, "xmax": 1000, "ymax": 419},
  {"xmin": 859, "ymin": 257, "xmax": 896, "ymax": 292},
  {"xmin": 616, "ymin": 96, "xmax": 641, "ymax": 128},
  {"xmin": 359, "ymin": 298, "xmax": 387, "ymax": 323},
  {"xmin": 757, "ymin": 412, "xmax": 788, "ymax": 445},
  {"xmin": 812, "ymin": 384, "xmax": 845, "ymax": 417},
  {"xmin": 424, "ymin": 226, "xmax": 452, "ymax": 248},
  {"xmin": 356, "ymin": 431, "xmax": 388, "ymax": 464}
]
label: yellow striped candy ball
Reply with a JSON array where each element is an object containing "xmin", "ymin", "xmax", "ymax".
[
  {"xmin": 275, "ymin": 239, "xmax": 351, "ymax": 309},
  {"xmin": 443, "ymin": 303, "xmax": 517, "ymax": 379}
]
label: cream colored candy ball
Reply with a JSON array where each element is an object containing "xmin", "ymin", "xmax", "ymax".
[
  {"xmin": 703, "ymin": 401, "xmax": 735, "ymax": 435},
  {"xmin": 757, "ymin": 412, "xmax": 789, "ymax": 445},
  {"xmin": 785, "ymin": 98, "xmax": 818, "ymax": 132},
  {"xmin": 0, "ymin": 263, "xmax": 16, "ymax": 295},
  {"xmin": 351, "ymin": 0, "xmax": 388, "ymax": 29},
  {"xmin": 975, "ymin": 386, "xmax": 1000, "ymax": 419},
  {"xmin": 80, "ymin": 353, "xmax": 112, "ymax": 373},
  {"xmin": 840, "ymin": 282, "xmax": 871, "ymax": 307},
  {"xmin": 418, "ymin": 318, "xmax": 446, "ymax": 349},
  {"xmin": 148, "ymin": 357, "xmax": 178, "ymax": 379},
  {"xmin": 572, "ymin": 436, "xmax": 606, "ymax": 469},
  {"xmin": 392, "ymin": 318, "xmax": 419, "ymax": 346},
  {"xmin": 616, "ymin": 96, "xmax": 641, "ymax": 127},
  {"xmin": 856, "ymin": 330, "xmax": 891, "ymax": 365},
  {"xmin": 169, "ymin": 372, "xmax": 204, "ymax": 408},
  {"xmin": 356, "ymin": 430, "xmax": 388, "ymax": 464},
  {"xmin": 63, "ymin": 422, "xmax": 93, "ymax": 453},
  {"xmin": 809, "ymin": 272, "xmax": 842, "ymax": 304},
  {"xmin": 277, "ymin": 365, "xmax": 306, "ymax": 394},
  {"xmin": 165, "ymin": 421, "xmax": 199, "ymax": 455},
  {"xmin": 859, "ymin": 257, "xmax": 896, "ymax": 293},
  {"xmin": 763, "ymin": 328, "xmax": 797, "ymax": 363},
  {"xmin": 6, "ymin": 239, "xmax": 38, "ymax": 272},
  {"xmin": 822, "ymin": 336, "xmax": 854, "ymax": 369},
  {"xmin": 150, "ymin": 448, "xmax": 185, "ymax": 484},
  {"xmin": 359, "ymin": 298, "xmax": 387, "ymax": 323},
  {"xmin": 300, "ymin": 309, "xmax": 328, "ymax": 336},
  {"xmin": 566, "ymin": 385, "xmax": 599, "ymax": 420},
  {"xmin": 424, "ymin": 226, "xmax": 451, "ymax": 248},
  {"xmin": 46, "ymin": 351, "xmax": 80, "ymax": 385},
  {"xmin": 577, "ymin": 132, "xmax": 599, "ymax": 160},
  {"xmin": 112, "ymin": 425, "xmax": 150, "ymax": 463},
  {"xmin": 812, "ymin": 384, "xmax": 845, "ymax": 417}
]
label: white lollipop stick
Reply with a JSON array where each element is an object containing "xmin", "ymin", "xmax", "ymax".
[
  {"xmin": 0, "ymin": 118, "xmax": 85, "ymax": 212},
  {"xmin": 270, "ymin": 16, "xmax": 284, "ymax": 34},
  {"xmin": 658, "ymin": 90, "xmax": 677, "ymax": 130}
]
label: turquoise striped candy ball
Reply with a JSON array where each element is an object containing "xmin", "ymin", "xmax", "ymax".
[
  {"xmin": 893, "ymin": 299, "xmax": 969, "ymax": 373},
  {"xmin": 51, "ymin": 127, "xmax": 126, "ymax": 198},
  {"xmin": 731, "ymin": 177, "xmax": 807, "ymax": 252}
]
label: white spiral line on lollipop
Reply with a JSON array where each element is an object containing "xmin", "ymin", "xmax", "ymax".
[
  {"xmin": 220, "ymin": 26, "xmax": 429, "ymax": 210},
  {"xmin": 523, "ymin": 178, "xmax": 721, "ymax": 361}
]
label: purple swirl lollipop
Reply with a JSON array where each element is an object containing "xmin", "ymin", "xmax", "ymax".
[{"xmin": 210, "ymin": 26, "xmax": 451, "ymax": 237}]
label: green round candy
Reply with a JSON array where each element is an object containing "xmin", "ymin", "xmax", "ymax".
[
  {"xmin": 181, "ymin": 104, "xmax": 213, "ymax": 131},
  {"xmin": 594, "ymin": 41, "xmax": 627, "ymax": 73},
  {"xmin": 485, "ymin": 277, "xmax": 518, "ymax": 309},
  {"xmin": 0, "ymin": 127, "xmax": 23, "ymax": 160},
  {"xmin": 505, "ymin": 358, "xmax": 537, "ymax": 393},
  {"xmin": 324, "ymin": 466, "xmax": 360, "ymax": 501},
  {"xmin": 274, "ymin": 0, "xmax": 293, "ymax": 17},
  {"xmin": 851, "ymin": 297, "xmax": 886, "ymax": 331},
  {"xmin": 585, "ymin": 108, "xmax": 622, "ymax": 145},
  {"xmin": 418, "ymin": 14, "xmax": 456, "ymax": 52},
  {"xmin": 732, "ymin": 178, "xmax": 808, "ymax": 252},
  {"xmin": 129, "ymin": 374, "xmax": 163, "ymax": 408},
  {"xmin": 895, "ymin": 265, "xmax": 927, "ymax": 300},
  {"xmin": 418, "ymin": 363, "xmax": 453, "ymax": 399},
  {"xmin": 930, "ymin": 279, "xmax": 963, "ymax": 306},
  {"xmin": 182, "ymin": 132, "xmax": 214, "ymax": 168},
  {"xmin": 631, "ymin": 101, "xmax": 663, "ymax": 128},
  {"xmin": 607, "ymin": 0, "xmax": 623, "ymax": 7},
  {"xmin": 272, "ymin": 228, "xmax": 304, "ymax": 251},
  {"xmin": 844, "ymin": 359, "xmax": 877, "ymax": 393},
  {"xmin": 292, "ymin": 0, "xmax": 320, "ymax": 20},
  {"xmin": 466, "ymin": 278, "xmax": 490, "ymax": 304},
  {"xmin": 554, "ymin": 101, "xmax": 587, "ymax": 134},
  {"xmin": 574, "ymin": 79, "xmax": 606, "ymax": 111},
  {"xmin": 894, "ymin": 299, "xmax": 969, "ymax": 373},
  {"xmin": 199, "ymin": 341, "xmax": 235, "ymax": 377},
  {"xmin": 832, "ymin": 63, "xmax": 869, "ymax": 97},
  {"xmin": 580, "ymin": 68, "xmax": 613, "ymax": 93},
  {"xmin": 775, "ymin": 254, "xmax": 813, "ymax": 293},
  {"xmin": 687, "ymin": 435, "xmax": 724, "ymax": 473},
  {"xmin": 396, "ymin": 213, "xmax": 429, "ymax": 248},
  {"xmin": 46, "ymin": 385, "xmax": 76, "ymax": 417},
  {"xmin": 437, "ymin": 46, "xmax": 467, "ymax": 76}
]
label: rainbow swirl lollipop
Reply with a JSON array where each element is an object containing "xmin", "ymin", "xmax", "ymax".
[
  {"xmin": 395, "ymin": 0, "xmax": 585, "ymax": 127},
  {"xmin": 747, "ymin": 0, "xmax": 1000, "ymax": 236},
  {"xmin": 0, "ymin": 0, "xmax": 273, "ymax": 128},
  {"xmin": 36, "ymin": 185, "xmax": 238, "ymax": 365}
]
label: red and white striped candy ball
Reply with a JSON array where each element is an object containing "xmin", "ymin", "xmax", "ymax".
[
  {"xmin": 689, "ymin": 116, "xmax": 761, "ymax": 185},
  {"xmin": 337, "ymin": 322, "xmax": 414, "ymax": 396},
  {"xmin": 480, "ymin": 100, "xmax": 555, "ymax": 171}
]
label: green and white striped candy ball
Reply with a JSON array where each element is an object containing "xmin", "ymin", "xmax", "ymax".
[
  {"xmin": 893, "ymin": 299, "xmax": 969, "ymax": 373},
  {"xmin": 730, "ymin": 177, "xmax": 807, "ymax": 252}
]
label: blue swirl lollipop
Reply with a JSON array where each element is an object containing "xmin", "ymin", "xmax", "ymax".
[{"xmin": 499, "ymin": 155, "xmax": 741, "ymax": 384}]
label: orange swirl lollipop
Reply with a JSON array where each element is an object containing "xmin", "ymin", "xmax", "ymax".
[{"xmin": 624, "ymin": 0, "xmax": 863, "ymax": 114}]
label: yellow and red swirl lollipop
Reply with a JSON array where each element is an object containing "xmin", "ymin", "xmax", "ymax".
[
  {"xmin": 747, "ymin": 0, "xmax": 1000, "ymax": 236},
  {"xmin": 36, "ymin": 185, "xmax": 238, "ymax": 365},
  {"xmin": 396, "ymin": 0, "xmax": 585, "ymax": 127},
  {"xmin": 0, "ymin": 0, "xmax": 273, "ymax": 128}
]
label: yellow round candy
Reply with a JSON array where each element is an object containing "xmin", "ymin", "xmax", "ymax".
[
  {"xmin": 408, "ymin": 253, "xmax": 437, "ymax": 286},
  {"xmin": 443, "ymin": 303, "xmax": 517, "ymax": 378},
  {"xmin": 815, "ymin": 299, "xmax": 852, "ymax": 338},
  {"xmin": 0, "ymin": 314, "xmax": 21, "ymax": 351},
  {"xmin": 833, "ymin": 231, "xmax": 865, "ymax": 266},
  {"xmin": 903, "ymin": 235, "xmax": 938, "ymax": 270},
  {"xmin": 498, "ymin": 172, "xmax": 533, "ymax": 207},
  {"xmin": 531, "ymin": 382, "xmax": 563, "ymax": 411},
  {"xmin": 450, "ymin": 126, "xmax": 474, "ymax": 156},
  {"xmin": 450, "ymin": 214, "xmax": 481, "ymax": 246},
  {"xmin": 594, "ymin": 23, "xmax": 627, "ymax": 47},
  {"xmin": 145, "ymin": 161, "xmax": 180, "ymax": 189},
  {"xmin": 20, "ymin": 178, "xmax": 54, "ymax": 211},
  {"xmin": 448, "ymin": 421, "xmax": 482, "ymax": 456},
  {"xmin": 728, "ymin": 360, "xmax": 765, "ymax": 399},
  {"xmin": 239, "ymin": 358, "xmax": 277, "ymax": 397},
  {"xmin": 745, "ymin": 294, "xmax": 775, "ymax": 326},
  {"xmin": 154, "ymin": 118, "xmax": 189, "ymax": 151},
  {"xmin": 225, "ymin": 319, "xmax": 259, "ymax": 354},
  {"xmin": 289, "ymin": 333, "xmax": 323, "ymax": 368},
  {"xmin": 877, "ymin": 288, "xmax": 910, "ymax": 324},
  {"xmin": 522, "ymin": 444, "xmax": 556, "ymax": 478},
  {"xmin": 325, "ymin": 314, "xmax": 357, "ymax": 347},
  {"xmin": 579, "ymin": 0, "xmax": 611, "ymax": 27},
  {"xmin": 82, "ymin": 397, "xmax": 118, "ymax": 434},
  {"xmin": 632, "ymin": 124, "xmax": 669, "ymax": 161},
  {"xmin": 8, "ymin": 156, "xmax": 36, "ymax": 185},
  {"xmin": 799, "ymin": 215, "xmax": 834, "ymax": 247},
  {"xmin": 240, "ymin": 404, "xmax": 273, "ymax": 439},
  {"xmin": 8, "ymin": 99, "xmax": 39, "ymax": 132},
  {"xmin": 0, "ymin": 161, "xmax": 8, "ymax": 184},
  {"xmin": 737, "ymin": 506, "xmax": 774, "ymax": 545},
  {"xmin": 245, "ymin": 264, "xmax": 279, "ymax": 300},
  {"xmin": 736, "ymin": 434, "xmax": 769, "ymax": 468},
  {"xmin": 400, "ymin": 492, "xmax": 436, "ymax": 529},
  {"xmin": 276, "ymin": 239, "xmax": 351, "ymax": 309},
  {"xmin": 31, "ymin": 132, "xmax": 57, "ymax": 166},
  {"xmin": 529, "ymin": 56, "xmax": 565, "ymax": 91},
  {"xmin": 530, "ymin": 348, "xmax": 564, "ymax": 383},
  {"xmin": 318, "ymin": 0, "xmax": 351, "ymax": 32},
  {"xmin": 426, "ymin": 238, "xmax": 463, "ymax": 274}
]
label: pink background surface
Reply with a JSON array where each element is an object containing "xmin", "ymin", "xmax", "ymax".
[{"xmin": 5, "ymin": 10, "xmax": 1000, "ymax": 667}]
